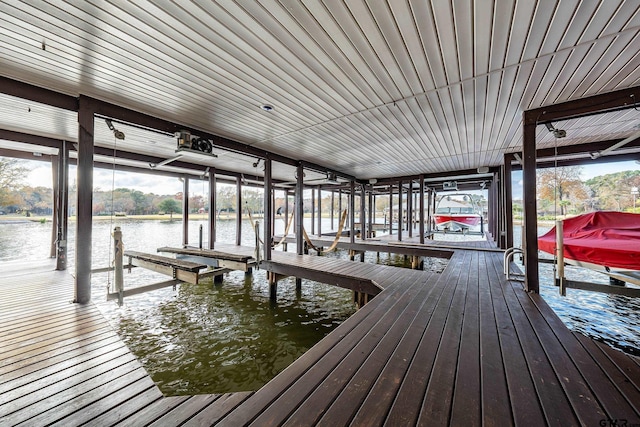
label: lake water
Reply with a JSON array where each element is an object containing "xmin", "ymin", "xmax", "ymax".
[{"xmin": 1, "ymin": 218, "xmax": 638, "ymax": 396}]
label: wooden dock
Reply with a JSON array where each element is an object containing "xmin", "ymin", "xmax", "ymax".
[{"xmin": 1, "ymin": 246, "xmax": 639, "ymax": 425}]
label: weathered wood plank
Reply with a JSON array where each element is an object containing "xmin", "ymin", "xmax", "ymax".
[
  {"xmin": 449, "ymin": 250, "xmax": 481, "ymax": 426},
  {"xmin": 494, "ymin": 255, "xmax": 581, "ymax": 425},
  {"xmin": 524, "ymin": 291, "xmax": 639, "ymax": 420},
  {"xmin": 124, "ymin": 250, "xmax": 206, "ymax": 271},
  {"xmin": 0, "ymin": 327, "xmax": 113, "ymax": 374},
  {"xmin": 0, "ymin": 335, "xmax": 123, "ymax": 393},
  {"xmin": 122, "ymin": 396, "xmax": 192, "ymax": 426},
  {"xmin": 147, "ymin": 394, "xmax": 223, "ymax": 426},
  {"xmin": 220, "ymin": 269, "xmax": 415, "ymax": 425},
  {"xmin": 475, "ymin": 252, "xmax": 513, "ymax": 426},
  {"xmin": 183, "ymin": 392, "xmax": 254, "ymax": 426},
  {"xmin": 383, "ymin": 252, "xmax": 466, "ymax": 425},
  {"xmin": 157, "ymin": 246, "xmax": 253, "ymax": 262},
  {"xmin": 82, "ymin": 386, "xmax": 163, "ymax": 427},
  {"xmin": 0, "ymin": 359, "xmax": 142, "ymax": 424},
  {"xmin": 574, "ymin": 333, "xmax": 640, "ymax": 417},
  {"xmin": 317, "ymin": 266, "xmax": 446, "ymax": 425},
  {"xmin": 49, "ymin": 375, "xmax": 160, "ymax": 426},
  {"xmin": 284, "ymin": 274, "xmax": 432, "ymax": 425}
]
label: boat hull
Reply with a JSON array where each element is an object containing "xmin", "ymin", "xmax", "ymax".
[{"xmin": 434, "ymin": 214, "xmax": 481, "ymax": 231}]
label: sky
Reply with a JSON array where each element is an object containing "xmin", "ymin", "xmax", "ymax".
[{"xmin": 19, "ymin": 158, "xmax": 640, "ymax": 200}]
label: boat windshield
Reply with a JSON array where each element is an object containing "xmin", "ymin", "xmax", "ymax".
[{"xmin": 436, "ymin": 207, "xmax": 475, "ymax": 214}]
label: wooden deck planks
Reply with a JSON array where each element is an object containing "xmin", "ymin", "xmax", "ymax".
[{"xmin": 2, "ymin": 242, "xmax": 640, "ymax": 426}]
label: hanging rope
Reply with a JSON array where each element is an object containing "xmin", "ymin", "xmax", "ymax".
[
  {"xmin": 302, "ymin": 209, "xmax": 348, "ymax": 254},
  {"xmin": 107, "ymin": 134, "xmax": 118, "ymax": 293},
  {"xmin": 245, "ymin": 206, "xmax": 295, "ymax": 247},
  {"xmin": 246, "ymin": 206, "xmax": 265, "ymax": 245},
  {"xmin": 245, "ymin": 206, "xmax": 347, "ymax": 253}
]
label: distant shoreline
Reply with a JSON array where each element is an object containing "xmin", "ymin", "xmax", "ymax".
[{"xmin": 2, "ymin": 214, "xmax": 559, "ymax": 227}]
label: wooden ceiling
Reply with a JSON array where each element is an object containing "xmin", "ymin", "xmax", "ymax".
[{"xmin": 1, "ymin": 0, "xmax": 639, "ymax": 182}]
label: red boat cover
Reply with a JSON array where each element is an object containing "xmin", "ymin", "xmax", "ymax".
[{"xmin": 538, "ymin": 211, "xmax": 640, "ymax": 270}]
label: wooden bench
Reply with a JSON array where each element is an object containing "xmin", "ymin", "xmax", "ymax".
[
  {"xmin": 157, "ymin": 247, "xmax": 255, "ymax": 272},
  {"xmin": 124, "ymin": 251, "xmax": 207, "ymax": 285}
]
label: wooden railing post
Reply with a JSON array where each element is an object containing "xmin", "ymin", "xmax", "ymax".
[{"xmin": 113, "ymin": 226, "xmax": 124, "ymax": 306}]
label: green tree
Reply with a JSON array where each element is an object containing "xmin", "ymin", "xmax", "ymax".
[
  {"xmin": 158, "ymin": 198, "xmax": 181, "ymax": 220},
  {"xmin": 537, "ymin": 166, "xmax": 588, "ymax": 216},
  {"xmin": 586, "ymin": 170, "xmax": 640, "ymax": 211},
  {"xmin": 0, "ymin": 158, "xmax": 29, "ymax": 207}
]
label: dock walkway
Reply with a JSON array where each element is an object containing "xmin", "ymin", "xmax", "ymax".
[{"xmin": 1, "ymin": 247, "xmax": 639, "ymax": 425}]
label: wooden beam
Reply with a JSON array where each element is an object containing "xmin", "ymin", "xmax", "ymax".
[
  {"xmin": 74, "ymin": 96, "xmax": 95, "ymax": 304},
  {"xmin": 398, "ymin": 180, "xmax": 403, "ymax": 242},
  {"xmin": 317, "ymin": 186, "xmax": 322, "ymax": 237},
  {"xmin": 208, "ymin": 168, "xmax": 216, "ymax": 249},
  {"xmin": 349, "ymin": 180, "xmax": 355, "ymax": 244},
  {"xmin": 0, "ymin": 76, "xmax": 78, "ymax": 111},
  {"xmin": 182, "ymin": 176, "xmax": 189, "ymax": 247},
  {"xmin": 236, "ymin": 176, "xmax": 242, "ymax": 246},
  {"xmin": 360, "ymin": 185, "xmax": 366, "ymax": 241},
  {"xmin": 503, "ymin": 154, "xmax": 514, "ymax": 249},
  {"xmin": 264, "ymin": 157, "xmax": 272, "ymax": 261},
  {"xmin": 296, "ymin": 163, "xmax": 304, "ymax": 255},
  {"xmin": 525, "ymin": 85, "xmax": 640, "ymax": 124},
  {"xmin": 55, "ymin": 142, "xmax": 69, "ymax": 270},
  {"xmin": 419, "ymin": 175, "xmax": 425, "ymax": 244},
  {"xmin": 522, "ymin": 118, "xmax": 539, "ymax": 293}
]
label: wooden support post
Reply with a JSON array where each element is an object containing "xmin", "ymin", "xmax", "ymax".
[
  {"xmin": 55, "ymin": 141, "xmax": 69, "ymax": 270},
  {"xmin": 372, "ymin": 194, "xmax": 376, "ymax": 234},
  {"xmin": 419, "ymin": 175, "xmax": 425, "ymax": 244},
  {"xmin": 113, "ymin": 226, "xmax": 124, "ymax": 306},
  {"xmin": 350, "ymin": 180, "xmax": 356, "ymax": 244},
  {"xmin": 398, "ymin": 180, "xmax": 403, "ymax": 242},
  {"xmin": 498, "ymin": 166, "xmax": 506, "ymax": 248},
  {"xmin": 411, "ymin": 255, "xmax": 421, "ymax": 270},
  {"xmin": 338, "ymin": 188, "xmax": 342, "ymax": 232},
  {"xmin": 522, "ymin": 118, "xmax": 539, "ymax": 293},
  {"xmin": 236, "ymin": 176, "xmax": 242, "ymax": 246},
  {"xmin": 284, "ymin": 190, "xmax": 289, "ymax": 224},
  {"xmin": 330, "ymin": 191, "xmax": 335, "ymax": 230},
  {"xmin": 408, "ymin": 180, "xmax": 413, "ymax": 237},
  {"xmin": 503, "ymin": 153, "xmax": 514, "ymax": 249},
  {"xmin": 389, "ymin": 184, "xmax": 393, "ymax": 234},
  {"xmin": 311, "ymin": 188, "xmax": 315, "ymax": 236},
  {"xmin": 208, "ymin": 168, "xmax": 216, "ymax": 249},
  {"xmin": 50, "ymin": 154, "xmax": 59, "ymax": 258},
  {"xmin": 556, "ymin": 220, "xmax": 566, "ymax": 296},
  {"xmin": 317, "ymin": 186, "xmax": 322, "ymax": 237},
  {"xmin": 264, "ymin": 157, "xmax": 272, "ymax": 261},
  {"xmin": 269, "ymin": 271, "xmax": 278, "ymax": 301},
  {"xmin": 296, "ymin": 163, "xmax": 304, "ymax": 255},
  {"xmin": 360, "ymin": 184, "xmax": 366, "ymax": 240},
  {"xmin": 182, "ymin": 176, "xmax": 189, "ymax": 247},
  {"xmin": 75, "ymin": 96, "xmax": 94, "ymax": 304},
  {"xmin": 368, "ymin": 190, "xmax": 373, "ymax": 239},
  {"xmin": 296, "ymin": 277, "xmax": 302, "ymax": 291}
]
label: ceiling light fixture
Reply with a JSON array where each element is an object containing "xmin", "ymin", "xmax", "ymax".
[{"xmin": 261, "ymin": 104, "xmax": 274, "ymax": 112}]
